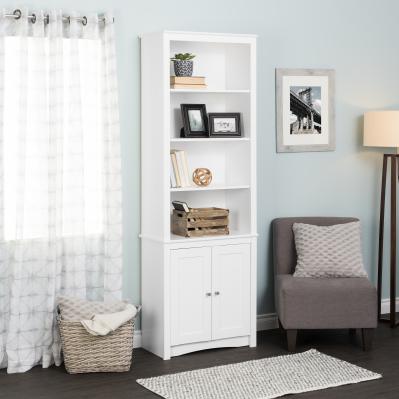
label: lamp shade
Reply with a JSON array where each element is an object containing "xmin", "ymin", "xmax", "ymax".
[{"xmin": 364, "ymin": 111, "xmax": 399, "ymax": 147}]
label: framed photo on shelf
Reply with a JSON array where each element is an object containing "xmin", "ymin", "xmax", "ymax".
[
  {"xmin": 275, "ymin": 68, "xmax": 335, "ymax": 153},
  {"xmin": 209, "ymin": 113, "xmax": 241, "ymax": 137},
  {"xmin": 180, "ymin": 104, "xmax": 209, "ymax": 138}
]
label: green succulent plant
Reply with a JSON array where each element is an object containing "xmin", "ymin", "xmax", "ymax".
[{"xmin": 170, "ymin": 53, "xmax": 196, "ymax": 61}]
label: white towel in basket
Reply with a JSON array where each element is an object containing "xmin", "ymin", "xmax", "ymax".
[{"xmin": 81, "ymin": 304, "xmax": 138, "ymax": 336}]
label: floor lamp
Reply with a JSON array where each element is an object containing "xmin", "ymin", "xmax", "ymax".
[{"xmin": 364, "ymin": 111, "xmax": 399, "ymax": 328}]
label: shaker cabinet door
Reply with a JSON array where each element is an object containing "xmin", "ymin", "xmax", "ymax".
[
  {"xmin": 171, "ymin": 247, "xmax": 212, "ymax": 346},
  {"xmin": 211, "ymin": 244, "xmax": 251, "ymax": 340}
]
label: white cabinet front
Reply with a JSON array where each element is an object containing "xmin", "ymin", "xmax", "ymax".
[
  {"xmin": 212, "ymin": 244, "xmax": 251, "ymax": 340},
  {"xmin": 171, "ymin": 247, "xmax": 212, "ymax": 346},
  {"xmin": 171, "ymin": 243, "xmax": 251, "ymax": 346}
]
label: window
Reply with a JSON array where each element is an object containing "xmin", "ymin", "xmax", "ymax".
[{"xmin": 3, "ymin": 36, "xmax": 104, "ymax": 240}]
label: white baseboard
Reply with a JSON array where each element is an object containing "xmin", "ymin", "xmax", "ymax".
[
  {"xmin": 256, "ymin": 313, "xmax": 278, "ymax": 331},
  {"xmin": 133, "ymin": 330, "xmax": 142, "ymax": 348},
  {"xmin": 381, "ymin": 297, "xmax": 399, "ymax": 314}
]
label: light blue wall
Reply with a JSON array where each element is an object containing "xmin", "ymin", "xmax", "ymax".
[{"xmin": 3, "ymin": 0, "xmax": 399, "ymax": 315}]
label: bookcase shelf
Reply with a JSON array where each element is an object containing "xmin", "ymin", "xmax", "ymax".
[
  {"xmin": 170, "ymin": 137, "xmax": 250, "ymax": 143},
  {"xmin": 170, "ymin": 184, "xmax": 250, "ymax": 192},
  {"xmin": 170, "ymin": 88, "xmax": 250, "ymax": 94},
  {"xmin": 170, "ymin": 139, "xmax": 250, "ymax": 188},
  {"xmin": 170, "ymin": 91, "xmax": 251, "ymax": 139},
  {"xmin": 141, "ymin": 31, "xmax": 257, "ymax": 360}
]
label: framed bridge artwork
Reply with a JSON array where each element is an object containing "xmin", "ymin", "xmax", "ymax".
[{"xmin": 275, "ymin": 69, "xmax": 335, "ymax": 152}]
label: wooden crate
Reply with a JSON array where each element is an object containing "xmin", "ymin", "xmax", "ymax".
[{"xmin": 171, "ymin": 207, "xmax": 229, "ymax": 237}]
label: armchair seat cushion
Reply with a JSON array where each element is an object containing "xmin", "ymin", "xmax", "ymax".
[{"xmin": 276, "ymin": 275, "xmax": 377, "ymax": 330}]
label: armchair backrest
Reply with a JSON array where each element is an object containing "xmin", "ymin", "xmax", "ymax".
[{"xmin": 272, "ymin": 217, "xmax": 358, "ymax": 275}]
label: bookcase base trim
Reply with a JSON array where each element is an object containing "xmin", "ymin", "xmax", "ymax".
[{"xmin": 170, "ymin": 336, "xmax": 251, "ymax": 357}]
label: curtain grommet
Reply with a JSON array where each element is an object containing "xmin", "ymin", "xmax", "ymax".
[
  {"xmin": 82, "ymin": 16, "xmax": 87, "ymax": 26},
  {"xmin": 102, "ymin": 15, "xmax": 114, "ymax": 24},
  {"xmin": 13, "ymin": 9, "xmax": 22, "ymax": 20},
  {"xmin": 31, "ymin": 13, "xmax": 36, "ymax": 24}
]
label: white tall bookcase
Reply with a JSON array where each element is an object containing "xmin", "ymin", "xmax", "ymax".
[{"xmin": 140, "ymin": 31, "xmax": 257, "ymax": 359}]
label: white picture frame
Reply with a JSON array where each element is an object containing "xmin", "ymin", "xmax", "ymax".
[{"xmin": 276, "ymin": 68, "xmax": 335, "ymax": 153}]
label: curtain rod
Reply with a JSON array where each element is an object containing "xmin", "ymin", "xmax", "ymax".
[{"xmin": 3, "ymin": 9, "xmax": 113, "ymax": 25}]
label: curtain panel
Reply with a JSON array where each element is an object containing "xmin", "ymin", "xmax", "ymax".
[{"xmin": 0, "ymin": 8, "xmax": 122, "ymax": 373}]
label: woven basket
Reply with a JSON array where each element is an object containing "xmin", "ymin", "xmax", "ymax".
[{"xmin": 58, "ymin": 317, "xmax": 135, "ymax": 374}]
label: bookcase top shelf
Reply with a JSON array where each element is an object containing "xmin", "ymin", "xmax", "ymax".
[{"xmin": 163, "ymin": 31, "xmax": 257, "ymax": 44}]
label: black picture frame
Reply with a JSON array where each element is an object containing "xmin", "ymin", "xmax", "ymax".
[
  {"xmin": 209, "ymin": 113, "xmax": 241, "ymax": 137},
  {"xmin": 180, "ymin": 104, "xmax": 209, "ymax": 138}
]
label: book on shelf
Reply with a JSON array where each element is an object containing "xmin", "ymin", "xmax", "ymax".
[
  {"xmin": 170, "ymin": 76, "xmax": 206, "ymax": 85},
  {"xmin": 170, "ymin": 157, "xmax": 177, "ymax": 187},
  {"xmin": 170, "ymin": 152, "xmax": 182, "ymax": 187},
  {"xmin": 170, "ymin": 83, "xmax": 207, "ymax": 89},
  {"xmin": 180, "ymin": 151, "xmax": 191, "ymax": 186},
  {"xmin": 170, "ymin": 149, "xmax": 191, "ymax": 188}
]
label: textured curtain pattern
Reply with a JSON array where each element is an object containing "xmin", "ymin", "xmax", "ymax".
[{"xmin": 0, "ymin": 8, "xmax": 122, "ymax": 373}]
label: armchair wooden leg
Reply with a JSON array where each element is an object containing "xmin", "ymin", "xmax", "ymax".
[
  {"xmin": 278, "ymin": 319, "xmax": 283, "ymax": 330},
  {"xmin": 361, "ymin": 328, "xmax": 374, "ymax": 351},
  {"xmin": 349, "ymin": 328, "xmax": 356, "ymax": 336},
  {"xmin": 287, "ymin": 329, "xmax": 297, "ymax": 352}
]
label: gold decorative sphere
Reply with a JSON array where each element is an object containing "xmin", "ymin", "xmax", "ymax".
[{"xmin": 193, "ymin": 168, "xmax": 212, "ymax": 187}]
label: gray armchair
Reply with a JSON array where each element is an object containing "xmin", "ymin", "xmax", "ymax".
[{"xmin": 272, "ymin": 217, "xmax": 377, "ymax": 351}]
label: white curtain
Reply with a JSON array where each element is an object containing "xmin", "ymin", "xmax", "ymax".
[{"xmin": 0, "ymin": 8, "xmax": 122, "ymax": 373}]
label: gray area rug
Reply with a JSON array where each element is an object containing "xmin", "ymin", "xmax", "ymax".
[{"xmin": 137, "ymin": 349, "xmax": 381, "ymax": 399}]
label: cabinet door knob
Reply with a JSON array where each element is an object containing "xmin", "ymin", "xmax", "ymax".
[
  {"xmin": 205, "ymin": 292, "xmax": 212, "ymax": 297},
  {"xmin": 214, "ymin": 291, "xmax": 220, "ymax": 296}
]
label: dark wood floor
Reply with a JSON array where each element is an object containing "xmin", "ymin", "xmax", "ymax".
[{"xmin": 2, "ymin": 323, "xmax": 399, "ymax": 399}]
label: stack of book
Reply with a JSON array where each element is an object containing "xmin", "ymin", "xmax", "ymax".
[
  {"xmin": 170, "ymin": 76, "xmax": 207, "ymax": 89},
  {"xmin": 170, "ymin": 149, "xmax": 192, "ymax": 188}
]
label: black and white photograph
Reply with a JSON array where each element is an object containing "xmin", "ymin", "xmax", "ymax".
[
  {"xmin": 215, "ymin": 118, "xmax": 236, "ymax": 132},
  {"xmin": 188, "ymin": 109, "xmax": 205, "ymax": 131},
  {"xmin": 209, "ymin": 112, "xmax": 241, "ymax": 137},
  {"xmin": 289, "ymin": 86, "xmax": 321, "ymax": 135},
  {"xmin": 180, "ymin": 104, "xmax": 209, "ymax": 137},
  {"xmin": 276, "ymin": 69, "xmax": 335, "ymax": 152}
]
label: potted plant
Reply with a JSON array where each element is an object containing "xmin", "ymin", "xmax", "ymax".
[{"xmin": 170, "ymin": 53, "xmax": 196, "ymax": 77}]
